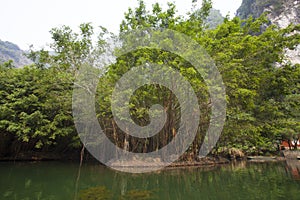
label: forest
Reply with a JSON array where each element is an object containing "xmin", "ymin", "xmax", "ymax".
[{"xmin": 0, "ymin": 0, "xmax": 299, "ymax": 161}]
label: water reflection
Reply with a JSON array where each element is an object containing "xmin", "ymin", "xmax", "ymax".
[
  {"xmin": 0, "ymin": 161, "xmax": 299, "ymax": 200},
  {"xmin": 285, "ymin": 159, "xmax": 300, "ymax": 180}
]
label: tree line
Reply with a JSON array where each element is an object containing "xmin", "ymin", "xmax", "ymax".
[{"xmin": 0, "ymin": 0, "xmax": 299, "ymax": 160}]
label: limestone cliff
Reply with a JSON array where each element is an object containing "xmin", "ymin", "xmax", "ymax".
[
  {"xmin": 0, "ymin": 40, "xmax": 32, "ymax": 68},
  {"xmin": 237, "ymin": 0, "xmax": 300, "ymax": 64}
]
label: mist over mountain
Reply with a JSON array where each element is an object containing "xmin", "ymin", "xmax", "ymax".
[
  {"xmin": 205, "ymin": 8, "xmax": 224, "ymax": 29},
  {"xmin": 0, "ymin": 40, "xmax": 32, "ymax": 68}
]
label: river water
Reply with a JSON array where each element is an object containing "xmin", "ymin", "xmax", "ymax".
[{"xmin": 0, "ymin": 161, "xmax": 299, "ymax": 199}]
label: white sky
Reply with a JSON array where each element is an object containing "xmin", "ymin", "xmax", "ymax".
[{"xmin": 0, "ymin": 0, "xmax": 242, "ymax": 50}]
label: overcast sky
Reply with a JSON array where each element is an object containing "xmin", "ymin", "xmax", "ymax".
[{"xmin": 0, "ymin": 0, "xmax": 242, "ymax": 50}]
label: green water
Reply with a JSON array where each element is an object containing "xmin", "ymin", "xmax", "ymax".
[{"xmin": 0, "ymin": 161, "xmax": 299, "ymax": 200}]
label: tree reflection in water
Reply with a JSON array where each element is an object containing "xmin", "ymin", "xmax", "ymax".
[{"xmin": 0, "ymin": 162, "xmax": 299, "ymax": 200}]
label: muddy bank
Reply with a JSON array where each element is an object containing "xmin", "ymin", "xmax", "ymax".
[
  {"xmin": 246, "ymin": 156, "xmax": 286, "ymax": 162},
  {"xmin": 0, "ymin": 151, "xmax": 290, "ymax": 169},
  {"xmin": 0, "ymin": 151, "xmax": 81, "ymax": 162}
]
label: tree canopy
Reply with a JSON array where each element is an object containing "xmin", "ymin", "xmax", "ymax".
[{"xmin": 0, "ymin": 0, "xmax": 299, "ymax": 160}]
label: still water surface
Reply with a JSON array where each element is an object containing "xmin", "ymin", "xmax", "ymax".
[{"xmin": 0, "ymin": 161, "xmax": 299, "ymax": 200}]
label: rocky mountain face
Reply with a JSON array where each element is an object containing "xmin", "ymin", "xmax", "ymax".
[
  {"xmin": 0, "ymin": 40, "xmax": 32, "ymax": 68},
  {"xmin": 205, "ymin": 8, "xmax": 224, "ymax": 29},
  {"xmin": 236, "ymin": 0, "xmax": 300, "ymax": 65}
]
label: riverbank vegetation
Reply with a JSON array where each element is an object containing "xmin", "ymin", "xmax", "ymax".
[{"xmin": 0, "ymin": 0, "xmax": 299, "ymax": 161}]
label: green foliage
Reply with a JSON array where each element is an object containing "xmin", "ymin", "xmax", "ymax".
[
  {"xmin": 27, "ymin": 23, "xmax": 110, "ymax": 72},
  {"xmin": 0, "ymin": 0, "xmax": 299, "ymax": 158},
  {"xmin": 0, "ymin": 66, "xmax": 77, "ymax": 155},
  {"xmin": 120, "ymin": 0, "xmax": 180, "ymax": 31},
  {"xmin": 196, "ymin": 13, "xmax": 300, "ymax": 154}
]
